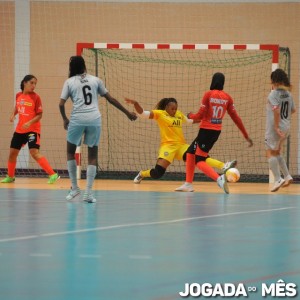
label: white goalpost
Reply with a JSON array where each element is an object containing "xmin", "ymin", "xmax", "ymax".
[{"xmin": 74, "ymin": 42, "xmax": 286, "ymax": 183}]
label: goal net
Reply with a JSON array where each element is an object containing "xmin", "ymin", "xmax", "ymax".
[{"xmin": 76, "ymin": 43, "xmax": 290, "ymax": 182}]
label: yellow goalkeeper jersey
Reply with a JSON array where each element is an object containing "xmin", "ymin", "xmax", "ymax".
[{"xmin": 152, "ymin": 109, "xmax": 188, "ymax": 145}]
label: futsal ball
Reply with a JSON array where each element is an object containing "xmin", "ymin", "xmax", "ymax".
[{"xmin": 226, "ymin": 168, "xmax": 240, "ymax": 183}]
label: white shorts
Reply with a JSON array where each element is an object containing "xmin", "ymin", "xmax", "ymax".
[
  {"xmin": 265, "ymin": 130, "xmax": 289, "ymax": 151},
  {"xmin": 67, "ymin": 124, "xmax": 101, "ymax": 147}
]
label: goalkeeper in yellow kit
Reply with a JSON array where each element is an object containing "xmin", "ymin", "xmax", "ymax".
[{"xmin": 126, "ymin": 97, "xmax": 235, "ymax": 190}]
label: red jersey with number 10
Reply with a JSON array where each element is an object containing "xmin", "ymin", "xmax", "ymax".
[
  {"xmin": 15, "ymin": 91, "xmax": 43, "ymax": 134},
  {"xmin": 189, "ymin": 90, "xmax": 249, "ymax": 139}
]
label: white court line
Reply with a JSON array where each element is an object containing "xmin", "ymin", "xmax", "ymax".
[
  {"xmin": 129, "ymin": 255, "xmax": 152, "ymax": 260},
  {"xmin": 79, "ymin": 254, "xmax": 102, "ymax": 258},
  {"xmin": 0, "ymin": 207, "xmax": 295, "ymax": 243},
  {"xmin": 29, "ymin": 253, "xmax": 52, "ymax": 257}
]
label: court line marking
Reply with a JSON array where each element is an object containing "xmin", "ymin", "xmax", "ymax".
[
  {"xmin": 79, "ymin": 254, "xmax": 102, "ymax": 258},
  {"xmin": 129, "ymin": 255, "xmax": 152, "ymax": 260},
  {"xmin": 29, "ymin": 253, "xmax": 52, "ymax": 257},
  {"xmin": 0, "ymin": 207, "xmax": 295, "ymax": 243}
]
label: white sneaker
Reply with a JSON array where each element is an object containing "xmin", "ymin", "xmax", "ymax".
[
  {"xmin": 217, "ymin": 174, "xmax": 229, "ymax": 194},
  {"xmin": 270, "ymin": 177, "xmax": 285, "ymax": 192},
  {"xmin": 175, "ymin": 182, "xmax": 194, "ymax": 192},
  {"xmin": 282, "ymin": 175, "xmax": 293, "ymax": 188},
  {"xmin": 133, "ymin": 171, "xmax": 143, "ymax": 184},
  {"xmin": 66, "ymin": 187, "xmax": 81, "ymax": 201},
  {"xmin": 83, "ymin": 192, "xmax": 96, "ymax": 203},
  {"xmin": 222, "ymin": 160, "xmax": 237, "ymax": 173}
]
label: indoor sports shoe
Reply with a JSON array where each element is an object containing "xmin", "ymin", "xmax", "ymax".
[
  {"xmin": 47, "ymin": 173, "xmax": 60, "ymax": 184},
  {"xmin": 222, "ymin": 160, "xmax": 237, "ymax": 174},
  {"xmin": 270, "ymin": 177, "xmax": 285, "ymax": 192},
  {"xmin": 217, "ymin": 174, "xmax": 229, "ymax": 194},
  {"xmin": 175, "ymin": 182, "xmax": 194, "ymax": 192},
  {"xmin": 83, "ymin": 193, "xmax": 96, "ymax": 203},
  {"xmin": 1, "ymin": 176, "xmax": 15, "ymax": 183},
  {"xmin": 282, "ymin": 175, "xmax": 293, "ymax": 188},
  {"xmin": 133, "ymin": 171, "xmax": 143, "ymax": 184},
  {"xmin": 66, "ymin": 187, "xmax": 81, "ymax": 201}
]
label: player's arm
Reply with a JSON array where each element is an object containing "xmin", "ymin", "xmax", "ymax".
[
  {"xmin": 22, "ymin": 112, "xmax": 43, "ymax": 130},
  {"xmin": 183, "ymin": 115, "xmax": 199, "ymax": 125},
  {"xmin": 125, "ymin": 98, "xmax": 154, "ymax": 119},
  {"xmin": 227, "ymin": 105, "xmax": 253, "ymax": 147},
  {"xmin": 59, "ymin": 99, "xmax": 69, "ymax": 130},
  {"xmin": 9, "ymin": 106, "xmax": 18, "ymax": 122},
  {"xmin": 104, "ymin": 93, "xmax": 137, "ymax": 121},
  {"xmin": 187, "ymin": 92, "xmax": 209, "ymax": 120},
  {"xmin": 272, "ymin": 106, "xmax": 285, "ymax": 138}
]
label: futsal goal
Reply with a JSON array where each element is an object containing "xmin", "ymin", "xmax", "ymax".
[{"xmin": 74, "ymin": 43, "xmax": 290, "ymax": 183}]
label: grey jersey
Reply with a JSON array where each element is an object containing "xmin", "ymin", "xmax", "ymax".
[
  {"xmin": 265, "ymin": 88, "xmax": 295, "ymax": 137},
  {"xmin": 60, "ymin": 73, "xmax": 108, "ymax": 125}
]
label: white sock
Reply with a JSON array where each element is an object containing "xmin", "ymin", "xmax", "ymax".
[
  {"xmin": 86, "ymin": 165, "xmax": 97, "ymax": 194},
  {"xmin": 67, "ymin": 159, "xmax": 78, "ymax": 190},
  {"xmin": 268, "ymin": 156, "xmax": 281, "ymax": 182},
  {"xmin": 276, "ymin": 155, "xmax": 290, "ymax": 178}
]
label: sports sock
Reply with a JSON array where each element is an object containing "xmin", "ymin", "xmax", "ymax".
[
  {"xmin": 86, "ymin": 165, "xmax": 97, "ymax": 194},
  {"xmin": 276, "ymin": 155, "xmax": 290, "ymax": 178},
  {"xmin": 185, "ymin": 153, "xmax": 195, "ymax": 183},
  {"xmin": 37, "ymin": 157, "xmax": 55, "ymax": 175},
  {"xmin": 205, "ymin": 157, "xmax": 224, "ymax": 170},
  {"xmin": 141, "ymin": 169, "xmax": 151, "ymax": 178},
  {"xmin": 67, "ymin": 159, "xmax": 78, "ymax": 190},
  {"xmin": 7, "ymin": 161, "xmax": 17, "ymax": 177},
  {"xmin": 196, "ymin": 161, "xmax": 219, "ymax": 181},
  {"xmin": 268, "ymin": 156, "xmax": 281, "ymax": 181}
]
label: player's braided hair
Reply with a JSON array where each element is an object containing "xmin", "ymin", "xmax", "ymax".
[
  {"xmin": 69, "ymin": 56, "xmax": 87, "ymax": 78},
  {"xmin": 271, "ymin": 68, "xmax": 291, "ymax": 88},
  {"xmin": 155, "ymin": 97, "xmax": 177, "ymax": 110}
]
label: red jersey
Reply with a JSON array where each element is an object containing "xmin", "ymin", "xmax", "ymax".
[
  {"xmin": 189, "ymin": 90, "xmax": 249, "ymax": 139},
  {"xmin": 15, "ymin": 91, "xmax": 43, "ymax": 134}
]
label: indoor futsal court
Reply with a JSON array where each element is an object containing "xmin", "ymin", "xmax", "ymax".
[
  {"xmin": 0, "ymin": 178, "xmax": 299, "ymax": 300},
  {"xmin": 1, "ymin": 0, "xmax": 300, "ymax": 299}
]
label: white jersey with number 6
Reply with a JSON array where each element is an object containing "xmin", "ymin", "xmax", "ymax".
[{"xmin": 60, "ymin": 73, "xmax": 108, "ymax": 126}]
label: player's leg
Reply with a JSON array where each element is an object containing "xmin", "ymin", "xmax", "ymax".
[
  {"xmin": 1, "ymin": 132, "xmax": 23, "ymax": 183},
  {"xmin": 265, "ymin": 136, "xmax": 285, "ymax": 192},
  {"xmin": 276, "ymin": 137, "xmax": 293, "ymax": 187},
  {"xmin": 27, "ymin": 132, "xmax": 59, "ymax": 184},
  {"xmin": 1, "ymin": 148, "xmax": 19, "ymax": 183},
  {"xmin": 65, "ymin": 125, "xmax": 85, "ymax": 200},
  {"xmin": 135, "ymin": 158, "xmax": 170, "ymax": 183},
  {"xmin": 195, "ymin": 129, "xmax": 229, "ymax": 194},
  {"xmin": 277, "ymin": 155, "xmax": 293, "ymax": 187},
  {"xmin": 175, "ymin": 142, "xmax": 196, "ymax": 192},
  {"xmin": 82, "ymin": 125, "xmax": 100, "ymax": 203},
  {"xmin": 134, "ymin": 145, "xmax": 174, "ymax": 183},
  {"xmin": 195, "ymin": 151, "xmax": 229, "ymax": 194},
  {"xmin": 206, "ymin": 157, "xmax": 237, "ymax": 174}
]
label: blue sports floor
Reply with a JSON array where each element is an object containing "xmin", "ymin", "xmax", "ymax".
[{"xmin": 0, "ymin": 179, "xmax": 299, "ymax": 300}]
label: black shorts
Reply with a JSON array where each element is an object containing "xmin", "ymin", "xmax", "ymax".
[
  {"xmin": 194, "ymin": 128, "xmax": 221, "ymax": 153},
  {"xmin": 10, "ymin": 132, "xmax": 41, "ymax": 150}
]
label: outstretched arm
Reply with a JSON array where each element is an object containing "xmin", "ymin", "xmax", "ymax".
[
  {"xmin": 104, "ymin": 93, "xmax": 137, "ymax": 121},
  {"xmin": 228, "ymin": 109, "xmax": 253, "ymax": 147},
  {"xmin": 125, "ymin": 98, "xmax": 154, "ymax": 119}
]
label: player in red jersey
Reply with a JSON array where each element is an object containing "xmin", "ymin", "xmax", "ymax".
[
  {"xmin": 175, "ymin": 72, "xmax": 253, "ymax": 193},
  {"xmin": 1, "ymin": 75, "xmax": 59, "ymax": 184}
]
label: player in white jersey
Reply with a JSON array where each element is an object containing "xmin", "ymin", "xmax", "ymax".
[
  {"xmin": 59, "ymin": 56, "xmax": 136, "ymax": 203},
  {"xmin": 265, "ymin": 68, "xmax": 296, "ymax": 192}
]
